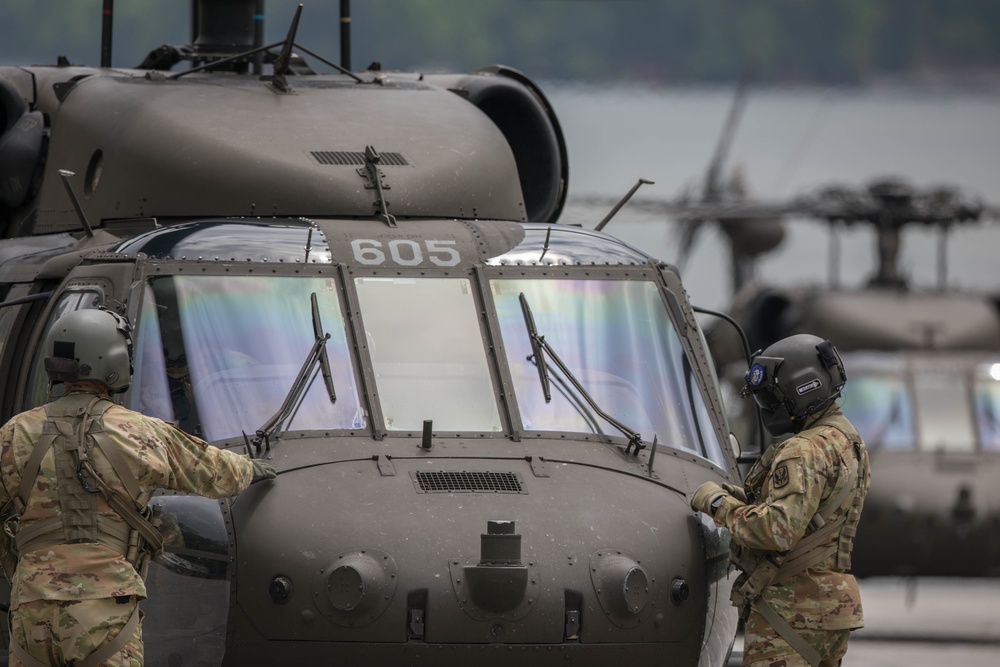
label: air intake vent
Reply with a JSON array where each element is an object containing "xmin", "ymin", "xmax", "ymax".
[
  {"xmin": 311, "ymin": 151, "xmax": 409, "ymax": 166},
  {"xmin": 411, "ymin": 471, "xmax": 525, "ymax": 494}
]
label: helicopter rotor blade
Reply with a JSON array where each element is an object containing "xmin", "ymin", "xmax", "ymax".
[{"xmin": 702, "ymin": 75, "xmax": 750, "ymax": 203}]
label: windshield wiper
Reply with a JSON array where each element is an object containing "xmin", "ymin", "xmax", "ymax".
[
  {"xmin": 248, "ymin": 292, "xmax": 337, "ymax": 457},
  {"xmin": 518, "ymin": 293, "xmax": 646, "ymax": 455}
]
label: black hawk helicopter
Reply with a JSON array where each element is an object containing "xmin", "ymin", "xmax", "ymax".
[{"xmin": 0, "ymin": 1, "xmax": 744, "ymax": 664}]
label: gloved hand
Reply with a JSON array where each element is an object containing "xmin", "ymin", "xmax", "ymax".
[
  {"xmin": 251, "ymin": 459, "xmax": 277, "ymax": 482},
  {"xmin": 690, "ymin": 481, "xmax": 726, "ymax": 515},
  {"xmin": 722, "ymin": 482, "xmax": 747, "ymax": 503}
]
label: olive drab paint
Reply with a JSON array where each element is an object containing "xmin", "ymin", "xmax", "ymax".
[{"xmin": 0, "ymin": 2, "xmax": 743, "ymax": 665}]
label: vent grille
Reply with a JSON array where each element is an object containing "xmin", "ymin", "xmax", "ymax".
[
  {"xmin": 311, "ymin": 151, "xmax": 409, "ymax": 166},
  {"xmin": 412, "ymin": 471, "xmax": 525, "ymax": 494}
]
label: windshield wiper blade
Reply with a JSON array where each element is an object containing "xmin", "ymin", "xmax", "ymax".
[
  {"xmin": 519, "ymin": 293, "xmax": 551, "ymax": 402},
  {"xmin": 251, "ymin": 292, "xmax": 336, "ymax": 455},
  {"xmin": 518, "ymin": 293, "xmax": 646, "ymax": 455},
  {"xmin": 311, "ymin": 292, "xmax": 337, "ymax": 403}
]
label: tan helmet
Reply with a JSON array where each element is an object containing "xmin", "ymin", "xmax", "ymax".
[{"xmin": 44, "ymin": 308, "xmax": 134, "ymax": 393}]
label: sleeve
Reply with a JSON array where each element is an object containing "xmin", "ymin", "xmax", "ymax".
[
  {"xmin": 0, "ymin": 421, "xmax": 14, "ymax": 509},
  {"xmin": 143, "ymin": 417, "xmax": 255, "ymax": 498},
  {"xmin": 0, "ymin": 421, "xmax": 19, "ymax": 580},
  {"xmin": 715, "ymin": 436, "xmax": 826, "ymax": 552}
]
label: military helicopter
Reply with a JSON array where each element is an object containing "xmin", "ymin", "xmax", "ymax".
[
  {"xmin": 707, "ymin": 178, "xmax": 1000, "ymax": 579},
  {"xmin": 0, "ymin": 1, "xmax": 744, "ymax": 664}
]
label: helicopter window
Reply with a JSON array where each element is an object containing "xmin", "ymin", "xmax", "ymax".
[
  {"xmin": 913, "ymin": 372, "xmax": 976, "ymax": 453},
  {"xmin": 24, "ymin": 289, "xmax": 102, "ymax": 410},
  {"xmin": 130, "ymin": 275, "xmax": 364, "ymax": 441},
  {"xmin": 354, "ymin": 277, "xmax": 502, "ymax": 432},
  {"xmin": 840, "ymin": 373, "xmax": 916, "ymax": 451},
  {"xmin": 688, "ymin": 361, "xmax": 727, "ymax": 467},
  {"xmin": 491, "ymin": 278, "xmax": 716, "ymax": 459},
  {"xmin": 973, "ymin": 362, "xmax": 1000, "ymax": 451}
]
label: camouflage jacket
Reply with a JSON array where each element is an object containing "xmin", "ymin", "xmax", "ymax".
[
  {"xmin": 713, "ymin": 405, "xmax": 871, "ymax": 630},
  {"xmin": 0, "ymin": 386, "xmax": 255, "ymax": 608}
]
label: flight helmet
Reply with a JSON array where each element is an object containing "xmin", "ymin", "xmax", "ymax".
[
  {"xmin": 741, "ymin": 333, "xmax": 846, "ymax": 436},
  {"xmin": 44, "ymin": 308, "xmax": 134, "ymax": 393}
]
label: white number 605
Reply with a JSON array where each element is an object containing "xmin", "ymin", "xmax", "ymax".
[{"xmin": 351, "ymin": 239, "xmax": 460, "ymax": 267}]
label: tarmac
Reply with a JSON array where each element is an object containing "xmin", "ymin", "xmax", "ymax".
[{"xmin": 728, "ymin": 577, "xmax": 1000, "ymax": 666}]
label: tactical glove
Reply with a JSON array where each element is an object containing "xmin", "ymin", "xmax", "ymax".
[
  {"xmin": 722, "ymin": 482, "xmax": 747, "ymax": 503},
  {"xmin": 251, "ymin": 459, "xmax": 277, "ymax": 482},
  {"xmin": 690, "ymin": 481, "xmax": 726, "ymax": 515}
]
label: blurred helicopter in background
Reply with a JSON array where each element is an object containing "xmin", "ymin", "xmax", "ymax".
[
  {"xmin": 708, "ymin": 178, "xmax": 1000, "ymax": 579},
  {"xmin": 580, "ymin": 78, "xmax": 1000, "ymax": 579},
  {"xmin": 0, "ymin": 1, "xmax": 746, "ymax": 664}
]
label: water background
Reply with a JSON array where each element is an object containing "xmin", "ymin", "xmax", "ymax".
[{"xmin": 547, "ymin": 84, "xmax": 1000, "ymax": 312}]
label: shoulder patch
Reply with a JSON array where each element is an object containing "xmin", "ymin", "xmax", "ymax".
[{"xmin": 772, "ymin": 464, "xmax": 790, "ymax": 489}]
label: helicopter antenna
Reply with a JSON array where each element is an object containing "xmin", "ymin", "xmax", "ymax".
[
  {"xmin": 340, "ymin": 0, "xmax": 352, "ymax": 71},
  {"xmin": 304, "ymin": 226, "xmax": 313, "ymax": 263},
  {"xmin": 289, "ymin": 43, "xmax": 363, "ymax": 82},
  {"xmin": 270, "ymin": 3, "xmax": 304, "ymax": 93},
  {"xmin": 362, "ymin": 146, "xmax": 397, "ymax": 227},
  {"xmin": 594, "ymin": 178, "xmax": 654, "ymax": 232},
  {"xmin": 57, "ymin": 170, "xmax": 94, "ymax": 238},
  {"xmin": 100, "ymin": 0, "xmax": 114, "ymax": 67},
  {"xmin": 647, "ymin": 435, "xmax": 658, "ymax": 477},
  {"xmin": 539, "ymin": 226, "xmax": 552, "ymax": 262}
]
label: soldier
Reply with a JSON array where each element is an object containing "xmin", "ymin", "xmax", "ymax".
[
  {"xmin": 0, "ymin": 308, "xmax": 277, "ymax": 667},
  {"xmin": 691, "ymin": 334, "xmax": 871, "ymax": 667}
]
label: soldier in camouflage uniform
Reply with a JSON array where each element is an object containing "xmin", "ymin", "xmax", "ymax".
[
  {"xmin": 0, "ymin": 308, "xmax": 276, "ymax": 667},
  {"xmin": 691, "ymin": 334, "xmax": 870, "ymax": 667}
]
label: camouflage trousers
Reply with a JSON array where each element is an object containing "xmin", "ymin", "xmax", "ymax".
[
  {"xmin": 743, "ymin": 610, "xmax": 850, "ymax": 667},
  {"xmin": 9, "ymin": 597, "xmax": 143, "ymax": 667}
]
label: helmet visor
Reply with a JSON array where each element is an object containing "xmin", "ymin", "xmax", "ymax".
[{"xmin": 742, "ymin": 355, "xmax": 785, "ymax": 411}]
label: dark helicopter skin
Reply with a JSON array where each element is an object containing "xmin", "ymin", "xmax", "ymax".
[
  {"xmin": 710, "ymin": 180, "xmax": 1000, "ymax": 578},
  {"xmin": 0, "ymin": 2, "xmax": 742, "ymax": 665}
]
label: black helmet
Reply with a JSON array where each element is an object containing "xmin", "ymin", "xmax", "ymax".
[
  {"xmin": 741, "ymin": 333, "xmax": 846, "ymax": 436},
  {"xmin": 43, "ymin": 308, "xmax": 134, "ymax": 393}
]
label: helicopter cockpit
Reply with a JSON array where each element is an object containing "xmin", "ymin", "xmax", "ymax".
[
  {"xmin": 839, "ymin": 351, "xmax": 1000, "ymax": 453},
  {"xmin": 17, "ymin": 217, "xmax": 729, "ymax": 470}
]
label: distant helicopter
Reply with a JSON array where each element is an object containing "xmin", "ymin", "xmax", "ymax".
[
  {"xmin": 708, "ymin": 178, "xmax": 1000, "ymax": 578},
  {"xmin": 578, "ymin": 76, "xmax": 1000, "ymax": 579},
  {"xmin": 0, "ymin": 1, "xmax": 744, "ymax": 665}
]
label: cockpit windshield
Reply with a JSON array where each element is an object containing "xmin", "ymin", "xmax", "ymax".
[
  {"xmin": 974, "ymin": 362, "xmax": 1000, "ymax": 451},
  {"xmin": 353, "ymin": 276, "xmax": 502, "ymax": 432},
  {"xmin": 491, "ymin": 278, "xmax": 723, "ymax": 464},
  {"xmin": 840, "ymin": 353, "xmax": 1000, "ymax": 453},
  {"xmin": 840, "ymin": 373, "xmax": 915, "ymax": 451},
  {"xmin": 127, "ymin": 271, "xmax": 725, "ymax": 465},
  {"xmin": 131, "ymin": 275, "xmax": 364, "ymax": 441}
]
